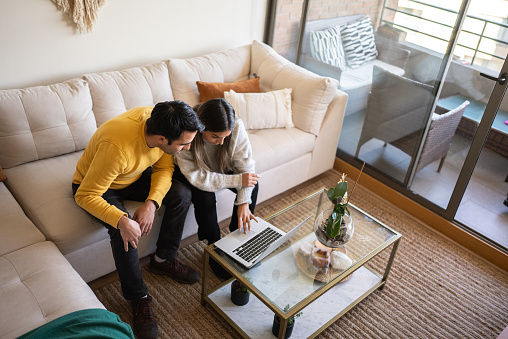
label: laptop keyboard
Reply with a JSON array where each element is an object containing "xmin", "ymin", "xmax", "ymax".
[{"xmin": 233, "ymin": 228, "xmax": 282, "ymax": 262}]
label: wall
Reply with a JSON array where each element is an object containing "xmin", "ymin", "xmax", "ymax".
[
  {"xmin": 0, "ymin": 0, "xmax": 267, "ymax": 90},
  {"xmin": 272, "ymin": 0, "xmax": 384, "ymax": 61}
]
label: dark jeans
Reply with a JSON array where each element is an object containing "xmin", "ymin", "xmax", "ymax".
[
  {"xmin": 72, "ymin": 168, "xmax": 191, "ymax": 301},
  {"xmin": 172, "ymin": 166, "xmax": 259, "ymax": 244}
]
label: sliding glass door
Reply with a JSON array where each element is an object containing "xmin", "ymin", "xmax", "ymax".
[{"xmin": 267, "ymin": 0, "xmax": 508, "ymax": 250}]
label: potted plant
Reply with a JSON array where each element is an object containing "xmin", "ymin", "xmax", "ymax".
[
  {"xmin": 314, "ymin": 164, "xmax": 364, "ymax": 248},
  {"xmin": 230, "ymin": 278, "xmax": 251, "ymax": 306},
  {"xmin": 271, "ymin": 304, "xmax": 302, "ymax": 338}
]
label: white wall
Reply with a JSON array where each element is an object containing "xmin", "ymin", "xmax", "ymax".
[{"xmin": 0, "ymin": 0, "xmax": 267, "ymax": 90}]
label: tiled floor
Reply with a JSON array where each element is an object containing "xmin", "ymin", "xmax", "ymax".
[{"xmin": 339, "ymin": 110, "xmax": 508, "ymax": 249}]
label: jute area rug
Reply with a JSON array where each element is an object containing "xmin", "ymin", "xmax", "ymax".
[{"xmin": 94, "ymin": 170, "xmax": 508, "ymax": 338}]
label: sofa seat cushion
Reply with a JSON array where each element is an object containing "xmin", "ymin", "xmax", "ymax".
[
  {"xmin": 250, "ymin": 40, "xmax": 339, "ymax": 136},
  {"xmin": 248, "ymin": 127, "xmax": 315, "ymax": 174},
  {"xmin": 168, "ymin": 45, "xmax": 252, "ymax": 107},
  {"xmin": 0, "ymin": 241, "xmax": 104, "ymax": 339},
  {"xmin": 0, "ymin": 183, "xmax": 45, "ymax": 256},
  {"xmin": 0, "ymin": 78, "xmax": 97, "ymax": 169},
  {"xmin": 340, "ymin": 59, "xmax": 404, "ymax": 91},
  {"xmin": 84, "ymin": 61, "xmax": 173, "ymax": 127},
  {"xmin": 3, "ymin": 152, "xmax": 108, "ymax": 256}
]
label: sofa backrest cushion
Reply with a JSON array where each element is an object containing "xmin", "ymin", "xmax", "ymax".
[
  {"xmin": 0, "ymin": 78, "xmax": 96, "ymax": 169},
  {"xmin": 84, "ymin": 61, "xmax": 172, "ymax": 127},
  {"xmin": 250, "ymin": 40, "xmax": 339, "ymax": 136},
  {"xmin": 167, "ymin": 45, "xmax": 252, "ymax": 107}
]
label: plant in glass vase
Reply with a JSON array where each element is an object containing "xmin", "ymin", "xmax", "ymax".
[{"xmin": 314, "ymin": 163, "xmax": 364, "ymax": 248}]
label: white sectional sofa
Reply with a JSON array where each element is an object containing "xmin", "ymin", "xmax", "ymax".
[{"xmin": 0, "ymin": 40, "xmax": 347, "ymax": 292}]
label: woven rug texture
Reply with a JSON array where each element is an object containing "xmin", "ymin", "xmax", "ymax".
[{"xmin": 94, "ymin": 170, "xmax": 508, "ymax": 339}]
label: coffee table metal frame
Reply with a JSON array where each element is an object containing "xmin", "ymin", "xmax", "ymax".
[{"xmin": 201, "ymin": 189, "xmax": 402, "ymax": 339}]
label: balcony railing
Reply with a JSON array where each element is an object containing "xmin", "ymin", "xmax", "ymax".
[{"xmin": 382, "ymin": 0, "xmax": 507, "ymax": 65}]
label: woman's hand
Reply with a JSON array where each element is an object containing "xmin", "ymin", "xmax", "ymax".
[
  {"xmin": 237, "ymin": 203, "xmax": 258, "ymax": 233},
  {"xmin": 242, "ymin": 173, "xmax": 260, "ymax": 188}
]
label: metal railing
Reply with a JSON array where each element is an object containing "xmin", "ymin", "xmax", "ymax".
[{"xmin": 382, "ymin": 0, "xmax": 507, "ymax": 65}]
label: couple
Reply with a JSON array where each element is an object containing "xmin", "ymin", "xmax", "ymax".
[{"xmin": 72, "ymin": 99, "xmax": 259, "ymax": 339}]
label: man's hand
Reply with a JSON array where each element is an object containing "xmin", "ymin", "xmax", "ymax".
[
  {"xmin": 237, "ymin": 203, "xmax": 258, "ymax": 233},
  {"xmin": 117, "ymin": 215, "xmax": 142, "ymax": 252},
  {"xmin": 133, "ymin": 200, "xmax": 156, "ymax": 235},
  {"xmin": 241, "ymin": 173, "xmax": 260, "ymax": 188}
]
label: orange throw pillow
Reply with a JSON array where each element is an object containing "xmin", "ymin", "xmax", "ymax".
[
  {"xmin": 196, "ymin": 77, "xmax": 260, "ymax": 102},
  {"xmin": 0, "ymin": 165, "xmax": 6, "ymax": 182}
]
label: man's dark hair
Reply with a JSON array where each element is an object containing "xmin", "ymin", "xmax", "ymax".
[{"xmin": 146, "ymin": 100, "xmax": 204, "ymax": 143}]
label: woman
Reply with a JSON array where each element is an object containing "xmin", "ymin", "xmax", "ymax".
[{"xmin": 174, "ymin": 98, "xmax": 260, "ymax": 278}]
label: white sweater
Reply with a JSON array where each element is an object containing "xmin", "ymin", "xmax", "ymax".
[{"xmin": 175, "ymin": 118, "xmax": 256, "ymax": 205}]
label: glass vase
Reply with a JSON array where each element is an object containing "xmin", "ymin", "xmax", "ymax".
[{"xmin": 313, "ymin": 208, "xmax": 354, "ymax": 248}]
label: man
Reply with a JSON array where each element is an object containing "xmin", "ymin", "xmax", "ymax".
[{"xmin": 72, "ymin": 101, "xmax": 204, "ymax": 339}]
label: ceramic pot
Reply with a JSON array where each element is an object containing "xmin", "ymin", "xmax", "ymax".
[
  {"xmin": 271, "ymin": 315, "xmax": 294, "ymax": 338},
  {"xmin": 230, "ymin": 280, "xmax": 250, "ymax": 306},
  {"xmin": 313, "ymin": 208, "xmax": 354, "ymax": 248}
]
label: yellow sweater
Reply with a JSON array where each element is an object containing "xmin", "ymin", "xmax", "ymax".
[{"xmin": 72, "ymin": 107, "xmax": 174, "ymax": 228}]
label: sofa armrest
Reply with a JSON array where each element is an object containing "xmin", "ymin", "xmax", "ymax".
[
  {"xmin": 308, "ymin": 89, "xmax": 348, "ymax": 178},
  {"xmin": 376, "ymin": 43, "xmax": 411, "ymax": 70},
  {"xmin": 300, "ymin": 55, "xmax": 343, "ymax": 83}
]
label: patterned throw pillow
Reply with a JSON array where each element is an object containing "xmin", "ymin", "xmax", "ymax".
[
  {"xmin": 309, "ymin": 25, "xmax": 347, "ymax": 71},
  {"xmin": 340, "ymin": 16, "xmax": 378, "ymax": 69}
]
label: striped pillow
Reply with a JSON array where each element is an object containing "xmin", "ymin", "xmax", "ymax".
[
  {"xmin": 309, "ymin": 25, "xmax": 347, "ymax": 70},
  {"xmin": 340, "ymin": 16, "xmax": 378, "ymax": 69}
]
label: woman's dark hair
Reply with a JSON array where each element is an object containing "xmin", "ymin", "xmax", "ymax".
[
  {"xmin": 191, "ymin": 98, "xmax": 235, "ymax": 173},
  {"xmin": 146, "ymin": 100, "xmax": 204, "ymax": 143}
]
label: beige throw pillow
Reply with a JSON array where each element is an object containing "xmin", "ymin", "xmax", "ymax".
[{"xmin": 224, "ymin": 89, "xmax": 294, "ymax": 130}]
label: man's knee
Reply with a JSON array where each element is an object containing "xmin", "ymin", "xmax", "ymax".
[{"xmin": 163, "ymin": 181, "xmax": 192, "ymax": 208}]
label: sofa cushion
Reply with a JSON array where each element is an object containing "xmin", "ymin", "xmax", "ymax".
[
  {"xmin": 0, "ymin": 78, "xmax": 96, "ymax": 169},
  {"xmin": 340, "ymin": 16, "xmax": 378, "ymax": 69},
  {"xmin": 0, "ymin": 241, "xmax": 104, "ymax": 339},
  {"xmin": 250, "ymin": 40, "xmax": 339, "ymax": 136},
  {"xmin": 3, "ymin": 152, "xmax": 108, "ymax": 256},
  {"xmin": 168, "ymin": 45, "xmax": 252, "ymax": 107},
  {"xmin": 248, "ymin": 127, "xmax": 315, "ymax": 174},
  {"xmin": 0, "ymin": 183, "xmax": 45, "ymax": 256},
  {"xmin": 84, "ymin": 61, "xmax": 172, "ymax": 127},
  {"xmin": 340, "ymin": 59, "xmax": 405, "ymax": 91},
  {"xmin": 197, "ymin": 77, "xmax": 260, "ymax": 102},
  {"xmin": 310, "ymin": 25, "xmax": 347, "ymax": 70},
  {"xmin": 224, "ymin": 88, "xmax": 294, "ymax": 130}
]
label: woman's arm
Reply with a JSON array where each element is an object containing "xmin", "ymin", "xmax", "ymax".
[{"xmin": 176, "ymin": 149, "xmax": 243, "ymax": 192}]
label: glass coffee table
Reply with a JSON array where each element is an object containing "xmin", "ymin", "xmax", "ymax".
[{"xmin": 201, "ymin": 189, "xmax": 401, "ymax": 339}]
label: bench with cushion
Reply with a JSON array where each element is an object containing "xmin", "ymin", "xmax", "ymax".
[{"xmin": 300, "ymin": 14, "xmax": 410, "ymax": 116}]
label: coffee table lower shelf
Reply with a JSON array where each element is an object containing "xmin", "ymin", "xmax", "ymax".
[{"xmin": 204, "ymin": 266, "xmax": 382, "ymax": 339}]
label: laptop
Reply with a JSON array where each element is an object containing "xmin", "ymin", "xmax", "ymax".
[{"xmin": 214, "ymin": 215, "xmax": 311, "ymax": 268}]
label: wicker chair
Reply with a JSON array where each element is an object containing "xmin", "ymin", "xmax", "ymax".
[
  {"xmin": 356, "ymin": 66, "xmax": 470, "ymax": 174},
  {"xmin": 392, "ymin": 100, "xmax": 470, "ymax": 173},
  {"xmin": 355, "ymin": 66, "xmax": 434, "ymax": 157}
]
